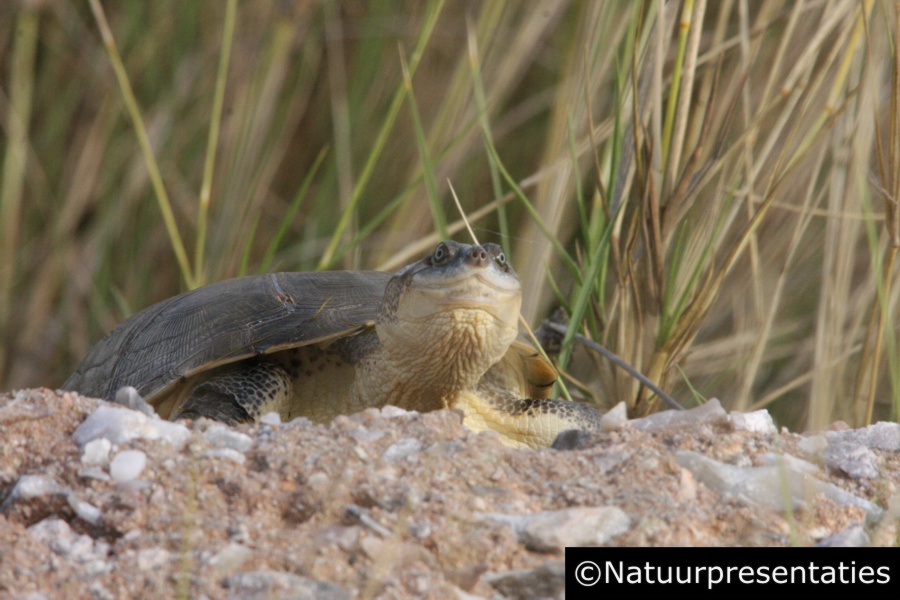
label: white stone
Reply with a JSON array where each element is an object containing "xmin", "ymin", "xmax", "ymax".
[
  {"xmin": 381, "ymin": 405, "xmax": 413, "ymax": 418},
  {"xmin": 729, "ymin": 409, "xmax": 776, "ymax": 434},
  {"xmin": 4, "ymin": 475, "xmax": 62, "ymax": 503},
  {"xmin": 28, "ymin": 517, "xmax": 109, "ymax": 566},
  {"xmin": 208, "ymin": 542, "xmax": 252, "ymax": 573},
  {"xmin": 114, "ymin": 386, "xmax": 155, "ymax": 416},
  {"xmin": 630, "ymin": 398, "xmax": 727, "ymax": 431},
  {"xmin": 383, "ymin": 438, "xmax": 422, "ymax": 462},
  {"xmin": 78, "ymin": 467, "xmax": 111, "ymax": 482},
  {"xmin": 260, "ymin": 411, "xmax": 282, "ymax": 425},
  {"xmin": 73, "ymin": 406, "xmax": 190, "ymax": 449},
  {"xmin": 136, "ymin": 547, "xmax": 172, "ymax": 571},
  {"xmin": 600, "ymin": 401, "xmax": 628, "ymax": 431},
  {"xmin": 81, "ymin": 438, "xmax": 112, "ymax": 466},
  {"xmin": 110, "ymin": 450, "xmax": 147, "ymax": 482},
  {"xmin": 203, "ymin": 425, "xmax": 253, "ymax": 452},
  {"xmin": 479, "ymin": 506, "xmax": 631, "ymax": 551},
  {"xmin": 28, "ymin": 518, "xmax": 74, "ymax": 553},
  {"xmin": 67, "ymin": 494, "xmax": 102, "ymax": 525},
  {"xmin": 797, "ymin": 434, "xmax": 828, "ymax": 457},
  {"xmin": 202, "ymin": 448, "xmax": 246, "ymax": 464}
]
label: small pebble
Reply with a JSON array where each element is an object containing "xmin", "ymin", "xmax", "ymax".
[
  {"xmin": 729, "ymin": 409, "xmax": 776, "ymax": 434},
  {"xmin": 110, "ymin": 450, "xmax": 147, "ymax": 482},
  {"xmin": 136, "ymin": 547, "xmax": 172, "ymax": 571},
  {"xmin": 202, "ymin": 448, "xmax": 246, "ymax": 465},
  {"xmin": 204, "ymin": 425, "xmax": 254, "ymax": 452},
  {"xmin": 259, "ymin": 412, "xmax": 282, "ymax": 425},
  {"xmin": 81, "ymin": 438, "xmax": 112, "ymax": 467},
  {"xmin": 600, "ymin": 401, "xmax": 628, "ymax": 431},
  {"xmin": 383, "ymin": 438, "xmax": 422, "ymax": 462},
  {"xmin": 67, "ymin": 494, "xmax": 102, "ymax": 525},
  {"xmin": 114, "ymin": 386, "xmax": 155, "ymax": 416},
  {"xmin": 209, "ymin": 542, "xmax": 252, "ymax": 574}
]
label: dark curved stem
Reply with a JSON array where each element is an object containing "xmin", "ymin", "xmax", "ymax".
[{"xmin": 543, "ymin": 321, "xmax": 684, "ymax": 411}]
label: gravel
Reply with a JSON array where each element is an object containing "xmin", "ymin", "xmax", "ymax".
[{"xmin": 1, "ymin": 388, "xmax": 897, "ymax": 599}]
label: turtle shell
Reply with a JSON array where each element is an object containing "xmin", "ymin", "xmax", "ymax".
[{"xmin": 63, "ymin": 270, "xmax": 391, "ymax": 403}]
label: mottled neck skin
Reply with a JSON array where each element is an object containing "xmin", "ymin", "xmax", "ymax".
[
  {"xmin": 354, "ymin": 241, "xmax": 522, "ymax": 412},
  {"xmin": 357, "ymin": 306, "xmax": 519, "ymax": 412}
]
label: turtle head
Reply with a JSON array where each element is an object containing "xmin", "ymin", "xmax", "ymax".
[
  {"xmin": 377, "ymin": 241, "xmax": 522, "ymax": 384},
  {"xmin": 381, "ymin": 241, "xmax": 522, "ymax": 324}
]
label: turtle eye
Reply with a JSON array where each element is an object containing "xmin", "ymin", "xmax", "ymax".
[
  {"xmin": 495, "ymin": 252, "xmax": 506, "ymax": 267},
  {"xmin": 433, "ymin": 243, "xmax": 449, "ymax": 264}
]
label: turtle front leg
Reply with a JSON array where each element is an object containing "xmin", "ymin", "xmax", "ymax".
[
  {"xmin": 168, "ymin": 360, "xmax": 293, "ymax": 425},
  {"xmin": 454, "ymin": 387, "xmax": 604, "ymax": 449}
]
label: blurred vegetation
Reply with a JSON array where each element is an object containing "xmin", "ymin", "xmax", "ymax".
[{"xmin": 0, "ymin": 0, "xmax": 897, "ymax": 432}]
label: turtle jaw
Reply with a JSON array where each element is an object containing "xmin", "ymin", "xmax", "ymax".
[{"xmin": 404, "ymin": 272, "xmax": 522, "ymax": 325}]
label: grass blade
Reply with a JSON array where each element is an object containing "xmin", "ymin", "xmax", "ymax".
[{"xmin": 194, "ymin": 0, "xmax": 237, "ymax": 286}]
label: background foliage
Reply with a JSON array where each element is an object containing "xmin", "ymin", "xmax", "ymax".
[{"xmin": 1, "ymin": 0, "xmax": 897, "ymax": 431}]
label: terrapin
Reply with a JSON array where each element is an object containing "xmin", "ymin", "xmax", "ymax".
[{"xmin": 64, "ymin": 241, "xmax": 603, "ymax": 448}]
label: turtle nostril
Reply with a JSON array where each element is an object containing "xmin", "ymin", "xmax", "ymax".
[{"xmin": 466, "ymin": 247, "xmax": 489, "ymax": 266}]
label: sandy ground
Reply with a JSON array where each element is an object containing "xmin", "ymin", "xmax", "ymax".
[{"xmin": 1, "ymin": 388, "xmax": 897, "ymax": 599}]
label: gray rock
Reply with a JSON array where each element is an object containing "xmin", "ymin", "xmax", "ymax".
[
  {"xmin": 479, "ymin": 506, "xmax": 631, "ymax": 552},
  {"xmin": 816, "ymin": 525, "xmax": 870, "ymax": 547},
  {"xmin": 0, "ymin": 390, "xmax": 52, "ymax": 424},
  {"xmin": 1, "ymin": 474, "xmax": 64, "ymax": 510},
  {"xmin": 676, "ymin": 451, "xmax": 882, "ymax": 522},
  {"xmin": 756, "ymin": 452, "xmax": 821, "ymax": 475},
  {"xmin": 825, "ymin": 422, "xmax": 900, "ymax": 451},
  {"xmin": 484, "ymin": 560, "xmax": 565, "ymax": 600},
  {"xmin": 797, "ymin": 434, "xmax": 828, "ymax": 457},
  {"xmin": 2, "ymin": 474, "xmax": 103, "ymax": 526},
  {"xmin": 225, "ymin": 571, "xmax": 350, "ymax": 600},
  {"xmin": 203, "ymin": 424, "xmax": 254, "ymax": 452},
  {"xmin": 818, "ymin": 423, "xmax": 899, "ymax": 480},
  {"xmin": 630, "ymin": 399, "xmax": 727, "ymax": 431},
  {"xmin": 28, "ymin": 518, "xmax": 110, "ymax": 564},
  {"xmin": 823, "ymin": 442, "xmax": 879, "ymax": 479}
]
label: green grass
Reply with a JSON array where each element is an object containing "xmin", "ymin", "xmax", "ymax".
[{"xmin": 0, "ymin": 0, "xmax": 897, "ymax": 432}]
